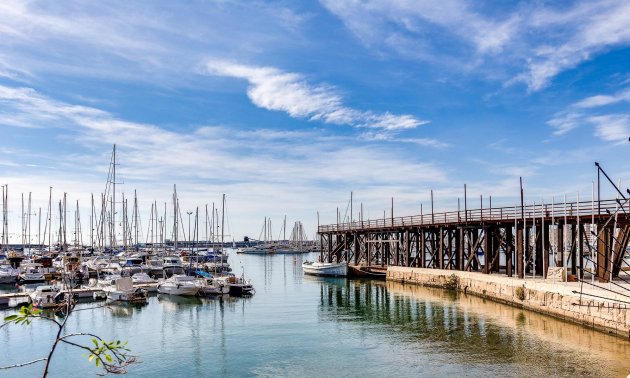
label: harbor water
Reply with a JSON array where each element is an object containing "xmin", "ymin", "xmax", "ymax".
[{"xmin": 1, "ymin": 250, "xmax": 629, "ymax": 377}]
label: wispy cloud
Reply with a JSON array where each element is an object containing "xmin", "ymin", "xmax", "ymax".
[
  {"xmin": 590, "ymin": 115, "xmax": 630, "ymax": 144},
  {"xmin": 204, "ymin": 60, "xmax": 429, "ymax": 131},
  {"xmin": 321, "ymin": 0, "xmax": 630, "ymax": 91},
  {"xmin": 548, "ymin": 87, "xmax": 630, "ymax": 142},
  {"xmin": 0, "ymin": 83, "xmax": 447, "ymax": 239}
]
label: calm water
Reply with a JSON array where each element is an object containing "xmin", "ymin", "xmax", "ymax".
[{"xmin": 1, "ymin": 251, "xmax": 629, "ymax": 377}]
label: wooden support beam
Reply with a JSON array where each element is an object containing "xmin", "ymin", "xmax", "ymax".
[
  {"xmin": 457, "ymin": 228, "xmax": 464, "ymax": 271},
  {"xmin": 557, "ymin": 222, "xmax": 564, "ymax": 268},
  {"xmin": 570, "ymin": 224, "xmax": 577, "ymax": 276},
  {"xmin": 483, "ymin": 227, "xmax": 494, "ymax": 274},
  {"xmin": 439, "ymin": 227, "xmax": 444, "ymax": 270},
  {"xmin": 516, "ymin": 226, "xmax": 524, "ymax": 278},
  {"xmin": 404, "ymin": 230, "xmax": 411, "ymax": 267},
  {"xmin": 506, "ymin": 226, "xmax": 513, "ymax": 277},
  {"xmin": 578, "ymin": 224, "xmax": 584, "ymax": 279},
  {"xmin": 420, "ymin": 229, "xmax": 427, "ymax": 268},
  {"xmin": 353, "ymin": 233, "xmax": 360, "ymax": 265},
  {"xmin": 597, "ymin": 226, "xmax": 609, "ymax": 283},
  {"xmin": 543, "ymin": 223, "xmax": 550, "ymax": 278}
]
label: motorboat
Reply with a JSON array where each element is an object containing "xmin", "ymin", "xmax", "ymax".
[
  {"xmin": 131, "ymin": 272, "xmax": 156, "ymax": 285},
  {"xmin": 18, "ymin": 263, "xmax": 46, "ymax": 283},
  {"xmin": 194, "ymin": 271, "xmax": 229, "ymax": 295},
  {"xmin": 121, "ymin": 257, "xmax": 149, "ymax": 276},
  {"xmin": 105, "ymin": 277, "xmax": 148, "ymax": 304},
  {"xmin": 162, "ymin": 256, "xmax": 185, "ymax": 278},
  {"xmin": 157, "ymin": 275, "xmax": 200, "ymax": 296},
  {"xmin": 215, "ymin": 274, "xmax": 254, "ymax": 296},
  {"xmin": 204, "ymin": 261, "xmax": 231, "ymax": 273},
  {"xmin": 29, "ymin": 285, "xmax": 63, "ymax": 308},
  {"xmin": 302, "ymin": 261, "xmax": 348, "ymax": 277},
  {"xmin": 146, "ymin": 257, "xmax": 164, "ymax": 278},
  {"xmin": 0, "ymin": 264, "xmax": 19, "ymax": 284}
]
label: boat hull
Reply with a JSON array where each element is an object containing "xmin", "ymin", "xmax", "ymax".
[
  {"xmin": 347, "ymin": 265, "xmax": 387, "ymax": 279},
  {"xmin": 157, "ymin": 284, "xmax": 199, "ymax": 296},
  {"xmin": 302, "ymin": 262, "xmax": 348, "ymax": 277}
]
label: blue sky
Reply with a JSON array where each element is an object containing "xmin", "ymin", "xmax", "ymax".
[{"xmin": 0, "ymin": 0, "xmax": 629, "ymax": 244}]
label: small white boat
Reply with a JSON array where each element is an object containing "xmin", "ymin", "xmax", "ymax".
[
  {"xmin": 29, "ymin": 285, "xmax": 63, "ymax": 308},
  {"xmin": 0, "ymin": 265, "xmax": 19, "ymax": 284},
  {"xmin": 105, "ymin": 277, "xmax": 148, "ymax": 304},
  {"xmin": 157, "ymin": 275, "xmax": 199, "ymax": 296},
  {"xmin": 195, "ymin": 272, "xmax": 229, "ymax": 295},
  {"xmin": 302, "ymin": 261, "xmax": 348, "ymax": 277},
  {"xmin": 215, "ymin": 274, "xmax": 254, "ymax": 296},
  {"xmin": 131, "ymin": 272, "xmax": 156, "ymax": 285},
  {"xmin": 18, "ymin": 263, "xmax": 46, "ymax": 283},
  {"xmin": 162, "ymin": 256, "xmax": 185, "ymax": 278},
  {"xmin": 147, "ymin": 257, "xmax": 164, "ymax": 278}
]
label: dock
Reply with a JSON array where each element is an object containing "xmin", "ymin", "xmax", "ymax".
[{"xmin": 317, "ymin": 173, "xmax": 630, "ymax": 336}]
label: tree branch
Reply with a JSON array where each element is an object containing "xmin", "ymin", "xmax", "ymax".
[{"xmin": 0, "ymin": 357, "xmax": 47, "ymax": 370}]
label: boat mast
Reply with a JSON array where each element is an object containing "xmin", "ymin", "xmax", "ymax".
[
  {"xmin": 47, "ymin": 187, "xmax": 52, "ymax": 253},
  {"xmin": 221, "ymin": 194, "xmax": 225, "ymax": 256},
  {"xmin": 90, "ymin": 193, "xmax": 94, "ymax": 250},
  {"xmin": 173, "ymin": 184, "xmax": 178, "ymax": 252}
]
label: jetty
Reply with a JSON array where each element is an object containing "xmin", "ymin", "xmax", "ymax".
[{"xmin": 317, "ymin": 167, "xmax": 630, "ymax": 337}]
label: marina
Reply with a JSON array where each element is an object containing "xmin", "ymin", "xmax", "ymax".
[
  {"xmin": 2, "ymin": 251, "xmax": 630, "ymax": 377},
  {"xmin": 1, "ymin": 1, "xmax": 630, "ymax": 376}
]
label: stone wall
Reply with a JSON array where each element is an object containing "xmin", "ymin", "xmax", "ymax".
[{"xmin": 387, "ymin": 266, "xmax": 630, "ymax": 339}]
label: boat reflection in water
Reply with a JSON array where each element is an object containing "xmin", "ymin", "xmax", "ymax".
[{"xmin": 317, "ymin": 279, "xmax": 630, "ymax": 377}]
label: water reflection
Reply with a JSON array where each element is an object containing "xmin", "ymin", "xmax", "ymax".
[{"xmin": 318, "ymin": 279, "xmax": 630, "ymax": 377}]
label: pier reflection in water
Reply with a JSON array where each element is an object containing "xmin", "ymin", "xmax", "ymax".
[
  {"xmin": 1, "ymin": 251, "xmax": 629, "ymax": 377},
  {"xmin": 317, "ymin": 278, "xmax": 630, "ymax": 377}
]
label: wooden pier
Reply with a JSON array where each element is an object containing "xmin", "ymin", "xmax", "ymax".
[{"xmin": 318, "ymin": 197, "xmax": 630, "ymax": 283}]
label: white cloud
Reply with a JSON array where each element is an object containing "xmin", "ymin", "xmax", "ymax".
[
  {"xmin": 590, "ymin": 115, "xmax": 630, "ymax": 144},
  {"xmin": 321, "ymin": 0, "xmax": 630, "ymax": 91},
  {"xmin": 573, "ymin": 88, "xmax": 630, "ymax": 109},
  {"xmin": 547, "ymin": 87, "xmax": 630, "ymax": 142},
  {"xmin": 205, "ymin": 60, "xmax": 429, "ymax": 131},
  {"xmin": 547, "ymin": 111, "xmax": 584, "ymax": 136},
  {"xmin": 0, "ymin": 84, "xmax": 447, "ymax": 241}
]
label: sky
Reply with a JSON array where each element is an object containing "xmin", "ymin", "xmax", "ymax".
[{"xmin": 0, "ymin": 0, "xmax": 629, "ymax": 245}]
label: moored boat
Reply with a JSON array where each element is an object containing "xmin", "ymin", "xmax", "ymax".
[
  {"xmin": 157, "ymin": 275, "xmax": 199, "ymax": 296},
  {"xmin": 29, "ymin": 285, "xmax": 63, "ymax": 308},
  {"xmin": 105, "ymin": 277, "xmax": 148, "ymax": 304},
  {"xmin": 216, "ymin": 274, "xmax": 254, "ymax": 296},
  {"xmin": 347, "ymin": 265, "xmax": 387, "ymax": 279},
  {"xmin": 302, "ymin": 261, "xmax": 348, "ymax": 277}
]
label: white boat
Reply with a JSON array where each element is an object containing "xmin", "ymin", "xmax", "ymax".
[
  {"xmin": 195, "ymin": 272, "xmax": 229, "ymax": 295},
  {"xmin": 302, "ymin": 261, "xmax": 348, "ymax": 277},
  {"xmin": 0, "ymin": 265, "xmax": 19, "ymax": 284},
  {"xmin": 18, "ymin": 263, "xmax": 46, "ymax": 283},
  {"xmin": 157, "ymin": 275, "xmax": 199, "ymax": 296},
  {"xmin": 29, "ymin": 285, "xmax": 63, "ymax": 308},
  {"xmin": 105, "ymin": 277, "xmax": 148, "ymax": 304},
  {"xmin": 215, "ymin": 274, "xmax": 255, "ymax": 296},
  {"xmin": 162, "ymin": 256, "xmax": 185, "ymax": 278},
  {"xmin": 131, "ymin": 272, "xmax": 156, "ymax": 285},
  {"xmin": 147, "ymin": 257, "xmax": 164, "ymax": 278}
]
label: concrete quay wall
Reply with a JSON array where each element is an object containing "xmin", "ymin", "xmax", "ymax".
[{"xmin": 387, "ymin": 267, "xmax": 630, "ymax": 339}]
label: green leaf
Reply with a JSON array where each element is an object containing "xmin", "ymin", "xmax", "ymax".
[
  {"xmin": 88, "ymin": 354, "xmax": 95, "ymax": 362},
  {"xmin": 91, "ymin": 338, "xmax": 98, "ymax": 348},
  {"xmin": 105, "ymin": 354, "xmax": 113, "ymax": 363},
  {"xmin": 95, "ymin": 358, "xmax": 101, "ymax": 367},
  {"xmin": 4, "ymin": 314, "xmax": 18, "ymax": 321}
]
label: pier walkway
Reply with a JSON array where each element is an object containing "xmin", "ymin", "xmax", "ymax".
[{"xmin": 318, "ymin": 197, "xmax": 630, "ymax": 283}]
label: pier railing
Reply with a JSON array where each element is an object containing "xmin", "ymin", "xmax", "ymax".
[{"xmin": 318, "ymin": 198, "xmax": 627, "ymax": 233}]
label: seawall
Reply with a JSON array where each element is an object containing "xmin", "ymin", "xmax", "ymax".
[{"xmin": 387, "ymin": 267, "xmax": 630, "ymax": 339}]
